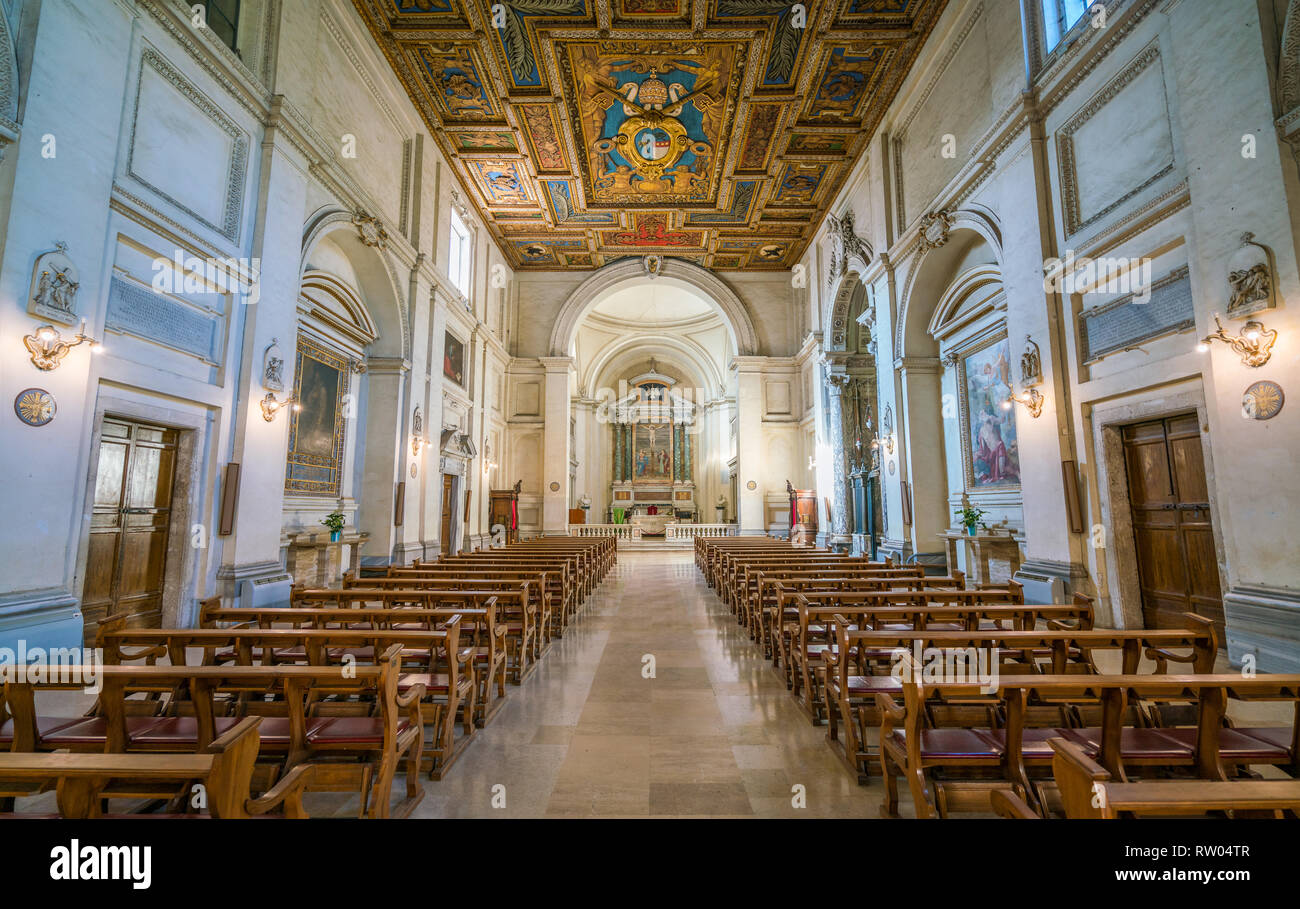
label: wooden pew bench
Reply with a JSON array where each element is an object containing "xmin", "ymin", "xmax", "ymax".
[
  {"xmin": 824, "ymin": 617, "xmax": 1218, "ymax": 782},
  {"xmin": 0, "ymin": 717, "xmax": 315, "ymax": 818},
  {"xmin": 754, "ymin": 573, "xmax": 968, "ymax": 660},
  {"xmin": 780, "ymin": 586, "xmax": 1033, "ymax": 702},
  {"xmin": 876, "ymin": 666, "xmax": 1299, "ymax": 818},
  {"xmin": 90, "ymin": 621, "xmax": 472, "ymax": 781},
  {"xmin": 787, "ymin": 597, "xmax": 1094, "ymax": 724},
  {"xmin": 0, "ymin": 657, "xmax": 428, "ymax": 816},
  {"xmin": 1044, "ymin": 736, "xmax": 1300, "ymax": 818},
  {"xmin": 359, "ymin": 573, "xmax": 546, "ymax": 665},
  {"xmin": 201, "ymin": 598, "xmax": 508, "ymax": 725}
]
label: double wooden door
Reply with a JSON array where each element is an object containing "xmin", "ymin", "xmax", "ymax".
[
  {"xmin": 1122, "ymin": 413, "xmax": 1224, "ymax": 641},
  {"xmin": 82, "ymin": 418, "xmax": 179, "ymax": 643}
]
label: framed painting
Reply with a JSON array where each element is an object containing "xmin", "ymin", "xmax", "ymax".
[
  {"xmin": 285, "ymin": 336, "xmax": 350, "ymax": 496},
  {"xmin": 631, "ymin": 422, "xmax": 673, "ymax": 483},
  {"xmin": 957, "ymin": 335, "xmax": 1021, "ymax": 489},
  {"xmin": 443, "ymin": 331, "xmax": 465, "ymax": 386}
]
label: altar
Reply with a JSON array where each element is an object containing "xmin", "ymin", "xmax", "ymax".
[
  {"xmin": 608, "ymin": 365, "xmax": 697, "ymax": 522},
  {"xmin": 630, "ymin": 513, "xmax": 677, "ymax": 537}
]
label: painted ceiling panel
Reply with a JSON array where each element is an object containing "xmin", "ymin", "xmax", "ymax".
[{"xmin": 353, "ymin": 0, "xmax": 946, "ymax": 269}]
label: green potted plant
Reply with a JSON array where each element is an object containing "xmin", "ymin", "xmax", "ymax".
[
  {"xmin": 954, "ymin": 506, "xmax": 986, "ymax": 536},
  {"xmin": 321, "ymin": 510, "xmax": 346, "ymax": 543}
]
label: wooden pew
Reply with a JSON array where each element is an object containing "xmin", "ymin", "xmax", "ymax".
[
  {"xmin": 200, "ymin": 598, "xmax": 509, "ymax": 725},
  {"xmin": 824, "ymin": 616, "xmax": 1219, "ymax": 782},
  {"xmin": 789, "ymin": 595, "xmax": 1091, "ymax": 724},
  {"xmin": 1048, "ymin": 736, "xmax": 1300, "ymax": 819},
  {"xmin": 875, "ymin": 665, "xmax": 1299, "ymax": 818},
  {"xmin": 365, "ymin": 572, "xmax": 547, "ymax": 664},
  {"xmin": 0, "ymin": 717, "xmax": 316, "ymax": 818},
  {"xmin": 755, "ymin": 573, "xmax": 969, "ymax": 660},
  {"xmin": 1, "ymin": 656, "xmax": 429, "ymax": 816},
  {"xmin": 92, "ymin": 621, "xmax": 472, "ymax": 781}
]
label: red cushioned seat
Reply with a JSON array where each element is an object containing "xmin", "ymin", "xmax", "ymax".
[
  {"xmin": 1061, "ymin": 727, "xmax": 1194, "ymax": 761},
  {"xmin": 41, "ymin": 716, "xmax": 166, "ymax": 746},
  {"xmin": 975, "ymin": 727, "xmax": 1068, "ymax": 759},
  {"xmin": 0, "ymin": 716, "xmax": 85, "ymax": 745},
  {"xmin": 888, "ymin": 727, "xmax": 1004, "ymax": 759},
  {"xmin": 1237, "ymin": 727, "xmax": 1296, "ymax": 756},
  {"xmin": 327, "ymin": 647, "xmax": 375, "ymax": 662},
  {"xmin": 252, "ymin": 716, "xmax": 331, "ymax": 745},
  {"xmin": 1159, "ymin": 727, "xmax": 1292, "ymax": 762},
  {"xmin": 845, "ymin": 675, "xmax": 903, "ymax": 696},
  {"xmin": 306, "ymin": 716, "xmax": 414, "ymax": 744},
  {"xmin": 398, "ymin": 672, "xmax": 449, "ymax": 693},
  {"xmin": 128, "ymin": 716, "xmax": 242, "ymax": 746}
]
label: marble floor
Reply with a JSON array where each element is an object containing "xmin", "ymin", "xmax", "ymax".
[{"xmin": 407, "ymin": 549, "xmax": 889, "ymax": 818}]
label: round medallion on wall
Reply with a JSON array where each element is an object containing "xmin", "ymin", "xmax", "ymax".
[
  {"xmin": 410, "ymin": 463, "xmax": 418, "ymax": 478},
  {"xmin": 745, "ymin": 480, "xmax": 757, "ymax": 491},
  {"xmin": 887, "ymin": 460, "xmax": 896, "ymax": 476},
  {"xmin": 15, "ymin": 388, "xmax": 56, "ymax": 426},
  {"xmin": 549, "ymin": 481, "xmax": 560, "ymax": 492},
  {"xmin": 1242, "ymin": 381, "xmax": 1284, "ymax": 421}
]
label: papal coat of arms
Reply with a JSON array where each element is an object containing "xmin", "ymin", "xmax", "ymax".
[{"xmin": 567, "ymin": 45, "xmax": 739, "ymax": 203}]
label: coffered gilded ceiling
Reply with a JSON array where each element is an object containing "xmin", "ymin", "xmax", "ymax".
[{"xmin": 353, "ymin": 0, "xmax": 946, "ymax": 269}]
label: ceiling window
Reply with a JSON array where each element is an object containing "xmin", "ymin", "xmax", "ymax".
[
  {"xmin": 1042, "ymin": 0, "xmax": 1097, "ymax": 53},
  {"xmin": 449, "ymin": 209, "xmax": 473, "ymax": 301},
  {"xmin": 205, "ymin": 0, "xmax": 241, "ymax": 53}
]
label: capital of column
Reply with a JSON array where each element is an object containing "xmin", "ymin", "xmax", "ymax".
[
  {"xmin": 894, "ymin": 356, "xmax": 942, "ymax": 375},
  {"xmin": 365, "ymin": 356, "xmax": 412, "ymax": 377},
  {"xmin": 539, "ymin": 356, "xmax": 576, "ymax": 374}
]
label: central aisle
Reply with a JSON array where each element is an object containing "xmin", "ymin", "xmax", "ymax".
[{"xmin": 417, "ymin": 549, "xmax": 885, "ymax": 818}]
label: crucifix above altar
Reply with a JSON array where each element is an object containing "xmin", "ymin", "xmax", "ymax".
[{"xmin": 609, "ymin": 363, "xmax": 697, "ymax": 523}]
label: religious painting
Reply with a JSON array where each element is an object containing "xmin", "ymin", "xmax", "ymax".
[
  {"xmin": 804, "ymin": 46, "xmax": 886, "ymax": 123},
  {"xmin": 632, "ymin": 422, "xmax": 673, "ymax": 482},
  {"xmin": 444, "ymin": 331, "xmax": 465, "ymax": 386},
  {"xmin": 285, "ymin": 337, "xmax": 350, "ymax": 496},
  {"xmin": 468, "ymin": 160, "xmax": 534, "ymax": 206},
  {"xmin": 454, "ymin": 131, "xmax": 517, "ymax": 153},
  {"xmin": 413, "ymin": 46, "xmax": 498, "ymax": 121},
  {"xmin": 958, "ymin": 336, "xmax": 1021, "ymax": 489}
]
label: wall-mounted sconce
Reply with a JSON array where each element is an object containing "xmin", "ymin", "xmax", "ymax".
[
  {"xmin": 260, "ymin": 391, "xmax": 300, "ymax": 422},
  {"xmin": 23, "ymin": 320, "xmax": 103, "ymax": 370},
  {"xmin": 412, "ymin": 435, "xmax": 431, "ymax": 456},
  {"xmin": 1197, "ymin": 313, "xmax": 1276, "ymax": 367},
  {"xmin": 1002, "ymin": 387, "xmax": 1045, "ymax": 418},
  {"xmin": 483, "ymin": 458, "xmax": 498, "ymax": 474}
]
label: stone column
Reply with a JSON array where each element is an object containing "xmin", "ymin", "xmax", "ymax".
[
  {"xmin": 539, "ymin": 356, "xmax": 574, "ymax": 534},
  {"xmin": 733, "ymin": 358, "xmax": 766, "ymax": 534},
  {"xmin": 825, "ymin": 371, "xmax": 852, "ymax": 547},
  {"xmin": 358, "ymin": 356, "xmax": 410, "ymax": 566}
]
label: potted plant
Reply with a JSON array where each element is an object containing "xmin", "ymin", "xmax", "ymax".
[
  {"xmin": 954, "ymin": 506, "xmax": 986, "ymax": 536},
  {"xmin": 321, "ymin": 510, "xmax": 345, "ymax": 543}
]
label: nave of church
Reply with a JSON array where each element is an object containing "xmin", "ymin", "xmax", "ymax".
[{"xmin": 1, "ymin": 0, "xmax": 1300, "ymax": 859}]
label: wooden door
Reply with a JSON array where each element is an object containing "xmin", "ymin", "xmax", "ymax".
[
  {"xmin": 82, "ymin": 418, "xmax": 179, "ymax": 643},
  {"xmin": 440, "ymin": 474, "xmax": 455, "ymax": 557},
  {"xmin": 1122, "ymin": 414, "xmax": 1224, "ymax": 641}
]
